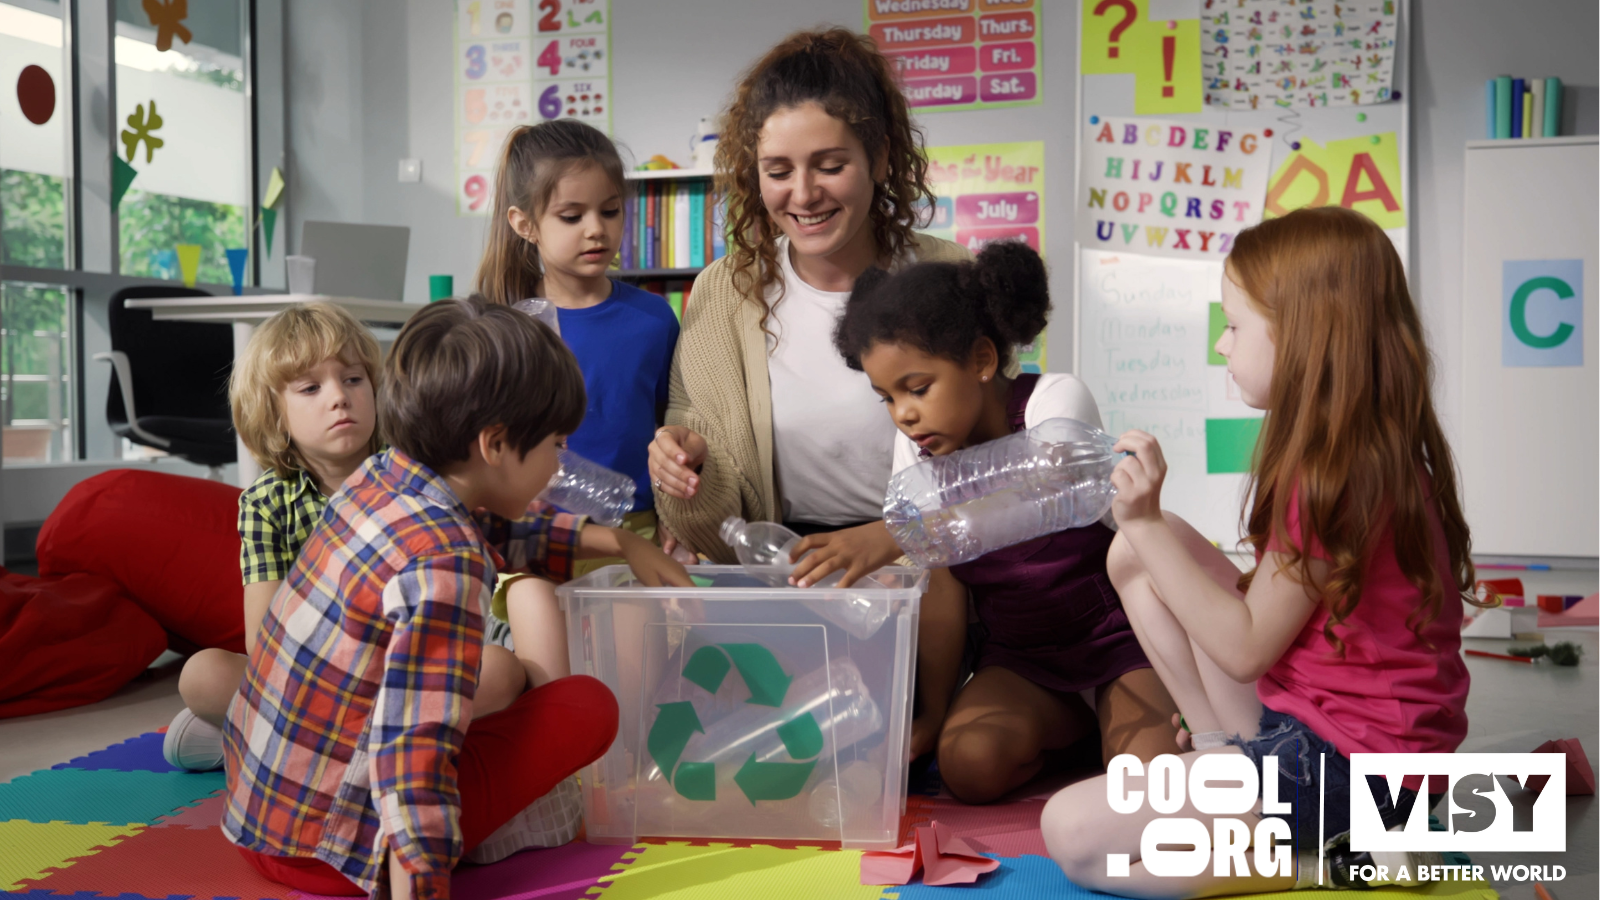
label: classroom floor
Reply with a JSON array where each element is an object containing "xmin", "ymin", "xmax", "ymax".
[{"xmin": 1, "ymin": 567, "xmax": 1594, "ymax": 900}]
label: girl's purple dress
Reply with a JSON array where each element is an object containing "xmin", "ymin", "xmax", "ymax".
[{"xmin": 946, "ymin": 374, "xmax": 1153, "ymax": 694}]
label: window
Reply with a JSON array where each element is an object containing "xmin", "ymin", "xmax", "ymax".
[
  {"xmin": 0, "ymin": 0, "xmax": 276, "ymax": 465},
  {"xmin": 0, "ymin": 1, "xmax": 70, "ymax": 270},
  {"xmin": 114, "ymin": 0, "xmax": 250, "ymax": 285}
]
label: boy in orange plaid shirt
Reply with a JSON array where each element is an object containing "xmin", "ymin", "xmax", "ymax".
[{"xmin": 221, "ymin": 298, "xmax": 690, "ymax": 899}]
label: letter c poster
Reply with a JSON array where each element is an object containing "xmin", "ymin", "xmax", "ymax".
[{"xmin": 865, "ymin": 0, "xmax": 1043, "ymax": 113}]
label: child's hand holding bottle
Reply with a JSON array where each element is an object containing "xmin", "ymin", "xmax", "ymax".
[{"xmin": 1109, "ymin": 430, "xmax": 1167, "ymax": 530}]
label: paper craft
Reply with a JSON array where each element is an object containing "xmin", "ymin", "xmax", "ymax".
[
  {"xmin": 260, "ymin": 207, "xmax": 278, "ymax": 258},
  {"xmin": 111, "ymin": 157, "xmax": 139, "ymax": 209},
  {"xmin": 175, "ymin": 244, "xmax": 201, "ymax": 288},
  {"xmin": 262, "ymin": 166, "xmax": 285, "ymax": 210},
  {"xmin": 1527, "ymin": 738, "xmax": 1595, "ymax": 795},
  {"xmin": 1538, "ymin": 593, "xmax": 1598, "ymax": 629},
  {"xmin": 143, "ymin": 0, "xmax": 193, "ymax": 52},
  {"xmin": 1263, "ymin": 133, "xmax": 1405, "ymax": 229},
  {"xmin": 1201, "ymin": 0, "xmax": 1397, "ymax": 110},
  {"xmin": 859, "ymin": 820, "xmax": 999, "ymax": 886},
  {"xmin": 120, "ymin": 100, "xmax": 165, "ymax": 164},
  {"xmin": 225, "ymin": 248, "xmax": 248, "ymax": 295}
]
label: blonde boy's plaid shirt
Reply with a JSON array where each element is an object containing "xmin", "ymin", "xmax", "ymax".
[
  {"xmin": 237, "ymin": 467, "xmax": 329, "ymax": 584},
  {"xmin": 220, "ymin": 449, "xmax": 584, "ymax": 900}
]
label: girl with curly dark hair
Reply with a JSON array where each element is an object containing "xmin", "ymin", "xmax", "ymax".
[{"xmin": 646, "ymin": 27, "xmax": 975, "ymax": 580}]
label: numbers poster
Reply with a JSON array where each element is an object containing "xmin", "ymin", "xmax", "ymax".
[
  {"xmin": 920, "ymin": 141, "xmax": 1048, "ymax": 371},
  {"xmin": 454, "ymin": 0, "xmax": 611, "ymax": 216},
  {"xmin": 864, "ymin": 0, "xmax": 1042, "ymax": 113}
]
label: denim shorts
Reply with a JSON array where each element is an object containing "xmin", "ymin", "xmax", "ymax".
[{"xmin": 1228, "ymin": 707, "xmax": 1416, "ymax": 851}]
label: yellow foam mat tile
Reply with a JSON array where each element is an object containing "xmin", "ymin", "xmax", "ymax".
[
  {"xmin": 0, "ymin": 819, "xmax": 144, "ymax": 891},
  {"xmin": 585, "ymin": 841, "xmax": 884, "ymax": 900},
  {"xmin": 1213, "ymin": 878, "xmax": 1497, "ymax": 900}
]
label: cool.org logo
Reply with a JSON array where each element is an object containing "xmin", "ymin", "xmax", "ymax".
[{"xmin": 1105, "ymin": 752, "xmax": 1569, "ymax": 883}]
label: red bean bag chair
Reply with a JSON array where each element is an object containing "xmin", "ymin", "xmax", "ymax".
[
  {"xmin": 0, "ymin": 568, "xmax": 168, "ymax": 718},
  {"xmin": 36, "ymin": 469, "xmax": 245, "ymax": 653}
]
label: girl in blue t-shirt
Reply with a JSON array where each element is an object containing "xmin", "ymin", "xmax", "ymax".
[{"xmin": 475, "ymin": 120, "xmax": 681, "ymax": 687}]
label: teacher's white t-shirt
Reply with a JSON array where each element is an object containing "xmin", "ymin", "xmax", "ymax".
[{"xmin": 766, "ymin": 238, "xmax": 900, "ymax": 525}]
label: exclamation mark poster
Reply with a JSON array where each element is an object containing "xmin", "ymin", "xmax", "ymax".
[{"xmin": 1081, "ymin": 0, "xmax": 1201, "ymax": 114}]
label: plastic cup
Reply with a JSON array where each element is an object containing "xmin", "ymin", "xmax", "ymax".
[
  {"xmin": 286, "ymin": 255, "xmax": 316, "ymax": 295},
  {"xmin": 429, "ymin": 274, "xmax": 454, "ymax": 301}
]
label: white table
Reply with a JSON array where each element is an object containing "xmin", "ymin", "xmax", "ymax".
[{"xmin": 125, "ymin": 294, "xmax": 421, "ymax": 485}]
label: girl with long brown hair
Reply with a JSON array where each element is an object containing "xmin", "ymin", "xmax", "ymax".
[
  {"xmin": 1040, "ymin": 207, "xmax": 1475, "ymax": 895},
  {"xmin": 646, "ymin": 27, "xmax": 972, "ymax": 580}
]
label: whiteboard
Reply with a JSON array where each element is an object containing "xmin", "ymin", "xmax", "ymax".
[
  {"xmin": 1073, "ymin": 0, "xmax": 1412, "ymax": 548},
  {"xmin": 1459, "ymin": 137, "xmax": 1599, "ymax": 559}
]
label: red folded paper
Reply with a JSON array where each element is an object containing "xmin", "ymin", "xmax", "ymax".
[
  {"xmin": 1525, "ymin": 738, "xmax": 1596, "ymax": 796},
  {"xmin": 860, "ymin": 820, "xmax": 1001, "ymax": 886}
]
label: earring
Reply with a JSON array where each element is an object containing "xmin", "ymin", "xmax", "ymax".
[{"xmin": 981, "ymin": 375, "xmax": 990, "ymax": 382}]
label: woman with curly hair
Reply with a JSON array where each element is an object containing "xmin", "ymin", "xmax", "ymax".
[{"xmin": 647, "ymin": 27, "xmax": 973, "ymax": 583}]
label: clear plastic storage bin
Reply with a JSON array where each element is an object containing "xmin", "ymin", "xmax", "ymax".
[{"xmin": 556, "ymin": 565, "xmax": 927, "ymax": 850}]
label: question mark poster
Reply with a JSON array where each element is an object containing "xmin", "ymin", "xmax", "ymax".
[
  {"xmin": 864, "ymin": 0, "xmax": 1042, "ymax": 113},
  {"xmin": 454, "ymin": 0, "xmax": 611, "ymax": 216},
  {"xmin": 1081, "ymin": 0, "xmax": 1202, "ymax": 114}
]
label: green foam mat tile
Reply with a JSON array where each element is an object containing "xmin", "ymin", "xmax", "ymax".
[
  {"xmin": 585, "ymin": 841, "xmax": 883, "ymax": 900},
  {"xmin": 0, "ymin": 768, "xmax": 224, "ymax": 827}
]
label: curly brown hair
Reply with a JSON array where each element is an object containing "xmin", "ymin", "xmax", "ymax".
[{"xmin": 716, "ymin": 28, "xmax": 934, "ymax": 341}]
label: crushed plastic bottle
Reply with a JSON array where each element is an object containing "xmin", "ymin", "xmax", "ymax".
[
  {"xmin": 539, "ymin": 449, "xmax": 634, "ymax": 527},
  {"xmin": 883, "ymin": 417, "xmax": 1123, "ymax": 568},
  {"xmin": 807, "ymin": 759, "xmax": 885, "ymax": 829},
  {"xmin": 719, "ymin": 517, "xmax": 890, "ymax": 639}
]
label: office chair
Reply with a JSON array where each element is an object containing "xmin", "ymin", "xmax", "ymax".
[{"xmin": 95, "ymin": 286, "xmax": 236, "ymax": 478}]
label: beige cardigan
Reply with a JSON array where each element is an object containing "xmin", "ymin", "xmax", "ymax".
[{"xmin": 658, "ymin": 234, "xmax": 973, "ymax": 562}]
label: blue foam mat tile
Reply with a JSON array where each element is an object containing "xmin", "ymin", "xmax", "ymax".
[
  {"xmin": 887, "ymin": 854, "xmax": 1122, "ymax": 900},
  {"xmin": 52, "ymin": 733, "xmax": 179, "ymax": 774},
  {"xmin": 0, "ymin": 768, "xmax": 224, "ymax": 826}
]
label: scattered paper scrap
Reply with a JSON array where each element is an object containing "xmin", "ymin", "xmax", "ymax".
[{"xmin": 860, "ymin": 820, "xmax": 999, "ymax": 887}]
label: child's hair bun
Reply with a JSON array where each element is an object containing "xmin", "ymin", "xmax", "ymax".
[{"xmin": 963, "ymin": 240, "xmax": 1050, "ymax": 347}]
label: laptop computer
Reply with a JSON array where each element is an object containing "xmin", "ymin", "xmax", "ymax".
[{"xmin": 299, "ymin": 221, "xmax": 410, "ymax": 301}]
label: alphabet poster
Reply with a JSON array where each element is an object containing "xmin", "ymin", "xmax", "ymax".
[
  {"xmin": 1201, "ymin": 0, "xmax": 1397, "ymax": 110},
  {"xmin": 454, "ymin": 0, "xmax": 611, "ymax": 216},
  {"xmin": 1263, "ymin": 131, "xmax": 1404, "ymax": 229},
  {"xmin": 864, "ymin": 0, "xmax": 1042, "ymax": 113},
  {"xmin": 1076, "ymin": 117, "xmax": 1273, "ymax": 261},
  {"xmin": 920, "ymin": 141, "xmax": 1048, "ymax": 371}
]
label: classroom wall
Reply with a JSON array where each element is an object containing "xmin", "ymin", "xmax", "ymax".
[{"xmin": 282, "ymin": 0, "xmax": 1599, "ymax": 404}]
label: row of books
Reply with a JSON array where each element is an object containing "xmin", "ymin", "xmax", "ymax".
[
  {"xmin": 1485, "ymin": 76, "xmax": 1563, "ymax": 140},
  {"xmin": 636, "ymin": 279, "xmax": 693, "ymax": 321},
  {"xmin": 619, "ymin": 179, "xmax": 727, "ymax": 271}
]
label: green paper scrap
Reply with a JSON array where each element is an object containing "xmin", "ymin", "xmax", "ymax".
[
  {"xmin": 1205, "ymin": 417, "xmax": 1263, "ymax": 474},
  {"xmin": 111, "ymin": 157, "xmax": 138, "ymax": 209},
  {"xmin": 263, "ymin": 165, "xmax": 286, "ymax": 209},
  {"xmin": 261, "ymin": 206, "xmax": 278, "ymax": 258},
  {"xmin": 689, "ymin": 574, "xmax": 715, "ymax": 588},
  {"xmin": 120, "ymin": 100, "xmax": 164, "ymax": 163},
  {"xmin": 674, "ymin": 761, "xmax": 716, "ymax": 801},
  {"xmin": 647, "ymin": 701, "xmax": 703, "ymax": 779},
  {"xmin": 682, "ymin": 645, "xmax": 732, "ymax": 695},
  {"xmin": 775, "ymin": 712, "xmax": 824, "ymax": 760},
  {"xmin": 734, "ymin": 754, "xmax": 816, "ymax": 804},
  {"xmin": 718, "ymin": 643, "xmax": 791, "ymax": 707},
  {"xmin": 1208, "ymin": 302, "xmax": 1227, "ymax": 365},
  {"xmin": 175, "ymin": 243, "xmax": 202, "ymax": 288}
]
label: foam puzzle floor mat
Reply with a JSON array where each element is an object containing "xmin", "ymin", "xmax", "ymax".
[{"xmin": 2, "ymin": 730, "xmax": 1501, "ymax": 900}]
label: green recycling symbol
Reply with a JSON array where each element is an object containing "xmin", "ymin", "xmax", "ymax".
[{"xmin": 646, "ymin": 643, "xmax": 823, "ymax": 805}]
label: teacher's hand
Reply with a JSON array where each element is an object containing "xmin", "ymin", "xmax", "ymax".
[{"xmin": 648, "ymin": 425, "xmax": 707, "ymax": 501}]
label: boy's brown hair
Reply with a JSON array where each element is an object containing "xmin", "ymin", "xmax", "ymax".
[
  {"xmin": 230, "ymin": 301, "xmax": 384, "ymax": 478},
  {"xmin": 381, "ymin": 295, "xmax": 585, "ymax": 471}
]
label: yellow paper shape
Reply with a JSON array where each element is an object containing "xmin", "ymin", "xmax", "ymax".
[
  {"xmin": 1081, "ymin": 0, "xmax": 1201, "ymax": 114},
  {"xmin": 1264, "ymin": 133, "xmax": 1405, "ymax": 229},
  {"xmin": 175, "ymin": 243, "xmax": 202, "ymax": 287},
  {"xmin": 262, "ymin": 166, "xmax": 286, "ymax": 210}
]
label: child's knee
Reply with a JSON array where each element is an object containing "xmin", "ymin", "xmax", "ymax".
[
  {"xmin": 548, "ymin": 675, "xmax": 619, "ymax": 758},
  {"xmin": 938, "ymin": 723, "xmax": 1027, "ymax": 803},
  {"xmin": 178, "ymin": 648, "xmax": 244, "ymax": 718},
  {"xmin": 477, "ymin": 645, "xmax": 528, "ymax": 714},
  {"xmin": 1041, "ymin": 781, "xmax": 1113, "ymax": 884}
]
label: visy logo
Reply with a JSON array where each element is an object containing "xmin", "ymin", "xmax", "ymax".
[{"xmin": 1349, "ymin": 753, "xmax": 1567, "ymax": 853}]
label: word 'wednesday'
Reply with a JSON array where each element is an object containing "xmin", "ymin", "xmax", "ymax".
[{"xmin": 1088, "ymin": 122, "xmax": 1265, "ymax": 254}]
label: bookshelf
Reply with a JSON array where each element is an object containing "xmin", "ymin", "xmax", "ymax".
[{"xmin": 613, "ymin": 169, "xmax": 722, "ymax": 281}]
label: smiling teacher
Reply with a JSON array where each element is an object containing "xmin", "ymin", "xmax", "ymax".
[{"xmin": 647, "ymin": 28, "xmax": 972, "ymax": 583}]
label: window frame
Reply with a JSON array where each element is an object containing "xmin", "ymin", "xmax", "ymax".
[{"xmin": 0, "ymin": 0, "xmax": 285, "ymax": 463}]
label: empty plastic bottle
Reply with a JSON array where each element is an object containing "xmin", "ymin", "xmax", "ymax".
[
  {"xmin": 512, "ymin": 298, "xmax": 561, "ymax": 336},
  {"xmin": 539, "ymin": 449, "xmax": 634, "ymax": 527},
  {"xmin": 883, "ymin": 417, "xmax": 1123, "ymax": 568},
  {"xmin": 719, "ymin": 517, "xmax": 890, "ymax": 639}
]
